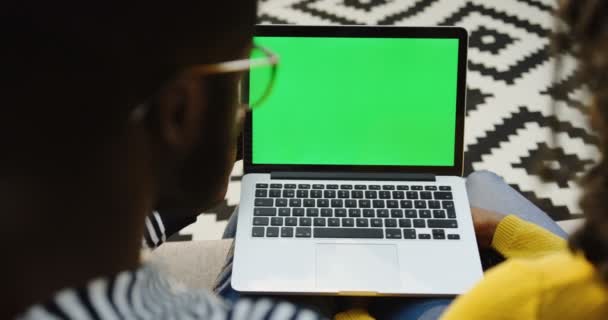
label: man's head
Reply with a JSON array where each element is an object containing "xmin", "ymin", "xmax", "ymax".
[{"xmin": 1, "ymin": 2, "xmax": 258, "ymax": 213}]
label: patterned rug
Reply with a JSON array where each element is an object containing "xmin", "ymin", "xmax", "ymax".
[{"xmin": 172, "ymin": 0, "xmax": 596, "ymax": 241}]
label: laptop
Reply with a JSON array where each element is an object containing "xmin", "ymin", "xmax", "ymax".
[{"xmin": 233, "ymin": 25, "xmax": 483, "ymax": 296}]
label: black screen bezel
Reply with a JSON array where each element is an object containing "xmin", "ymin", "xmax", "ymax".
[{"xmin": 244, "ymin": 25, "xmax": 468, "ymax": 176}]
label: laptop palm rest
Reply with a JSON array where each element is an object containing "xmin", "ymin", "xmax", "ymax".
[{"xmin": 315, "ymin": 244, "xmax": 400, "ymax": 292}]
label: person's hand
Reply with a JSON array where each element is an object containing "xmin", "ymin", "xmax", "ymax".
[{"xmin": 471, "ymin": 207, "xmax": 507, "ymax": 249}]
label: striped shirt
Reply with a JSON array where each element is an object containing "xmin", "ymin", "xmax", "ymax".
[{"xmin": 19, "ymin": 211, "xmax": 325, "ymax": 319}]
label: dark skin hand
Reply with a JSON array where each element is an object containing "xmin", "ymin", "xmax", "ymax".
[{"xmin": 471, "ymin": 207, "xmax": 507, "ymax": 249}]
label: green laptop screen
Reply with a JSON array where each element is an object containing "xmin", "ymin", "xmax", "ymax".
[{"xmin": 251, "ymin": 36, "xmax": 459, "ymax": 166}]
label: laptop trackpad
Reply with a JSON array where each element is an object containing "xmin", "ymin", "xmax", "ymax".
[{"xmin": 315, "ymin": 244, "xmax": 400, "ymax": 291}]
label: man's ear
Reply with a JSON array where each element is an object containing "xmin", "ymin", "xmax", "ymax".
[{"xmin": 157, "ymin": 76, "xmax": 207, "ymax": 152}]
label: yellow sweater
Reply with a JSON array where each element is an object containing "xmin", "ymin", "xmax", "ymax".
[{"xmin": 336, "ymin": 215, "xmax": 608, "ymax": 320}]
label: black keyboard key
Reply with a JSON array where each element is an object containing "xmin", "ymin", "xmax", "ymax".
[
  {"xmin": 252, "ymin": 227, "xmax": 265, "ymax": 237},
  {"xmin": 281, "ymin": 227, "xmax": 294, "ymax": 237},
  {"xmin": 391, "ymin": 209, "xmax": 404, "ymax": 218},
  {"xmin": 256, "ymin": 183, "xmax": 269, "ymax": 188},
  {"xmin": 269, "ymin": 189, "xmax": 282, "ymax": 197},
  {"xmin": 283, "ymin": 190, "xmax": 295, "ymax": 198},
  {"xmin": 356, "ymin": 218, "xmax": 369, "ymax": 227},
  {"xmin": 369, "ymin": 185, "xmax": 381, "ymax": 190},
  {"xmin": 433, "ymin": 210, "xmax": 446, "ymax": 219},
  {"xmin": 293, "ymin": 208, "xmax": 305, "ymax": 216},
  {"xmin": 297, "ymin": 190, "xmax": 309, "ymax": 198},
  {"xmin": 314, "ymin": 228, "xmax": 383, "ymax": 239},
  {"xmin": 335, "ymin": 209, "xmax": 347, "ymax": 217},
  {"xmin": 266, "ymin": 227, "xmax": 279, "ymax": 237},
  {"xmin": 331, "ymin": 199, "xmax": 344, "ymax": 208},
  {"xmin": 403, "ymin": 229, "xmax": 417, "ymax": 239},
  {"xmin": 386, "ymin": 228, "xmax": 402, "ymax": 239},
  {"xmin": 379, "ymin": 191, "xmax": 391, "ymax": 199},
  {"xmin": 303, "ymin": 199, "xmax": 315, "ymax": 207},
  {"xmin": 327, "ymin": 184, "xmax": 339, "ymax": 190},
  {"xmin": 428, "ymin": 219, "xmax": 458, "ymax": 228},
  {"xmin": 338, "ymin": 190, "xmax": 350, "ymax": 198},
  {"xmin": 377, "ymin": 209, "xmax": 389, "ymax": 218},
  {"xmin": 371, "ymin": 218, "xmax": 383, "ymax": 228},
  {"xmin": 428, "ymin": 200, "xmax": 440, "ymax": 209},
  {"xmin": 352, "ymin": 191, "xmax": 364, "ymax": 199},
  {"xmin": 439, "ymin": 186, "xmax": 451, "ymax": 191},
  {"xmin": 406, "ymin": 191, "xmax": 418, "ymax": 199},
  {"xmin": 311, "ymin": 190, "xmax": 323, "ymax": 198},
  {"xmin": 425, "ymin": 186, "xmax": 437, "ymax": 191},
  {"xmin": 392, "ymin": 191, "xmax": 405, "ymax": 199},
  {"xmin": 324, "ymin": 190, "xmax": 336, "ymax": 198},
  {"xmin": 442, "ymin": 201, "xmax": 455, "ymax": 209},
  {"xmin": 405, "ymin": 209, "xmax": 417, "ymax": 218},
  {"xmin": 306, "ymin": 208, "xmax": 319, "ymax": 217},
  {"xmin": 255, "ymin": 189, "xmax": 268, "ymax": 197},
  {"xmin": 321, "ymin": 208, "xmax": 333, "ymax": 217},
  {"xmin": 399, "ymin": 219, "xmax": 412, "ymax": 228},
  {"xmin": 397, "ymin": 185, "xmax": 409, "ymax": 190},
  {"xmin": 447, "ymin": 208, "xmax": 457, "ymax": 219},
  {"xmin": 289, "ymin": 199, "xmax": 302, "ymax": 207},
  {"xmin": 271, "ymin": 217, "xmax": 283, "ymax": 226},
  {"xmin": 355, "ymin": 185, "xmax": 367, "ymax": 190},
  {"xmin": 299, "ymin": 218, "xmax": 312, "ymax": 226},
  {"xmin": 372, "ymin": 200, "xmax": 385, "ymax": 208},
  {"xmin": 414, "ymin": 200, "xmax": 426, "ymax": 209},
  {"xmin": 342, "ymin": 218, "xmax": 355, "ymax": 227},
  {"xmin": 314, "ymin": 218, "xmax": 326, "ymax": 227},
  {"xmin": 412, "ymin": 185, "xmax": 423, "ymax": 190},
  {"xmin": 313, "ymin": 184, "xmax": 324, "ymax": 189},
  {"xmin": 420, "ymin": 192, "xmax": 433, "ymax": 200},
  {"xmin": 383, "ymin": 185, "xmax": 395, "ymax": 190},
  {"xmin": 400, "ymin": 200, "xmax": 413, "ymax": 209},
  {"xmin": 328, "ymin": 218, "xmax": 340, "ymax": 227},
  {"xmin": 413, "ymin": 219, "xmax": 426, "ymax": 228},
  {"xmin": 349, "ymin": 209, "xmax": 361, "ymax": 217},
  {"xmin": 363, "ymin": 209, "xmax": 375, "ymax": 217},
  {"xmin": 385, "ymin": 219, "xmax": 397, "ymax": 228},
  {"xmin": 432, "ymin": 229, "xmax": 446, "ymax": 240},
  {"xmin": 448, "ymin": 234, "xmax": 460, "ymax": 240},
  {"xmin": 365, "ymin": 191, "xmax": 378, "ymax": 199},
  {"xmin": 296, "ymin": 227, "xmax": 312, "ymax": 238},
  {"xmin": 298, "ymin": 184, "xmax": 311, "ymax": 189},
  {"xmin": 317, "ymin": 199, "xmax": 329, "ymax": 207},
  {"xmin": 434, "ymin": 192, "xmax": 453, "ymax": 200},
  {"xmin": 255, "ymin": 198, "xmax": 274, "ymax": 207},
  {"xmin": 419, "ymin": 210, "xmax": 432, "ymax": 218},
  {"xmin": 359, "ymin": 200, "xmax": 371, "ymax": 208},
  {"xmin": 254, "ymin": 208, "xmax": 277, "ymax": 216},
  {"xmin": 345, "ymin": 200, "xmax": 357, "ymax": 208},
  {"xmin": 275, "ymin": 199, "xmax": 288, "ymax": 207},
  {"xmin": 386, "ymin": 200, "xmax": 398, "ymax": 208},
  {"xmin": 284, "ymin": 184, "xmax": 296, "ymax": 189},
  {"xmin": 279, "ymin": 208, "xmax": 291, "ymax": 216},
  {"xmin": 253, "ymin": 217, "xmax": 269, "ymax": 226},
  {"xmin": 340, "ymin": 184, "xmax": 353, "ymax": 190},
  {"xmin": 270, "ymin": 183, "xmax": 282, "ymax": 188},
  {"xmin": 285, "ymin": 217, "xmax": 298, "ymax": 226},
  {"xmin": 418, "ymin": 234, "xmax": 431, "ymax": 239}
]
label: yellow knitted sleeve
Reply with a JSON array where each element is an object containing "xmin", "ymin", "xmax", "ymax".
[{"xmin": 491, "ymin": 215, "xmax": 567, "ymax": 259}]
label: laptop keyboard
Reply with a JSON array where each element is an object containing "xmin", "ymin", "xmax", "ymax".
[{"xmin": 251, "ymin": 183, "xmax": 460, "ymax": 240}]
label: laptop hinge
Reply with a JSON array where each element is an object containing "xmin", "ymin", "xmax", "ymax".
[{"xmin": 271, "ymin": 171, "xmax": 436, "ymax": 181}]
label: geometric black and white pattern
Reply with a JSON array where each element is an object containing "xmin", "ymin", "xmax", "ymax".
[{"xmin": 174, "ymin": 0, "xmax": 597, "ymax": 241}]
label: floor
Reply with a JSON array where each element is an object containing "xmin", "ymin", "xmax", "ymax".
[{"xmin": 173, "ymin": 0, "xmax": 594, "ymax": 241}]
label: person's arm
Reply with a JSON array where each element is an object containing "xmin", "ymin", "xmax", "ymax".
[
  {"xmin": 440, "ymin": 259, "xmax": 541, "ymax": 319},
  {"xmin": 492, "ymin": 215, "xmax": 567, "ymax": 259},
  {"xmin": 142, "ymin": 211, "xmax": 198, "ymax": 249}
]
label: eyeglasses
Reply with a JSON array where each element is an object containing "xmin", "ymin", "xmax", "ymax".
[{"xmin": 131, "ymin": 44, "xmax": 279, "ymax": 122}]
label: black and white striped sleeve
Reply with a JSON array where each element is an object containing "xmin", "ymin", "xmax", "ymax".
[{"xmin": 142, "ymin": 210, "xmax": 197, "ymax": 249}]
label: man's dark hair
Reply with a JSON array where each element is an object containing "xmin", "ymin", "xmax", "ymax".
[{"xmin": 0, "ymin": 2, "xmax": 257, "ymax": 175}]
